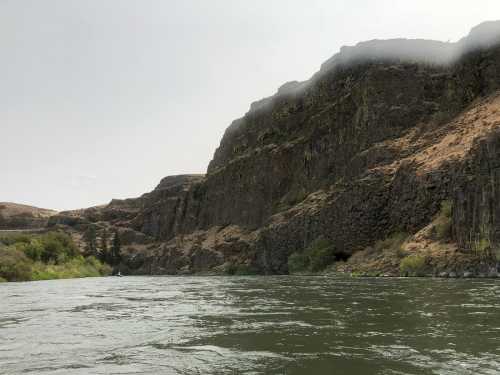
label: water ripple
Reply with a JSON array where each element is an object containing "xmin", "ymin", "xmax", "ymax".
[{"xmin": 0, "ymin": 276, "xmax": 499, "ymax": 374}]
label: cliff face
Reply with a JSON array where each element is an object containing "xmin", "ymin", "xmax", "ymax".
[
  {"xmin": 454, "ymin": 126, "xmax": 500, "ymax": 255},
  {"xmin": 51, "ymin": 22, "xmax": 500, "ymax": 275}
]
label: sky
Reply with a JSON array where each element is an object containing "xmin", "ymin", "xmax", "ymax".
[{"xmin": 1, "ymin": 0, "xmax": 500, "ymax": 211}]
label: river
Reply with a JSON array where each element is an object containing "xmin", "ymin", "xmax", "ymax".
[{"xmin": 0, "ymin": 276, "xmax": 499, "ymax": 374}]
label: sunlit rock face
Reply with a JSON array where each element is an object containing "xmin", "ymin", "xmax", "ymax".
[{"xmin": 51, "ymin": 22, "xmax": 500, "ymax": 275}]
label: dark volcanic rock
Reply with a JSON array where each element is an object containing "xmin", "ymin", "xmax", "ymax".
[{"xmin": 453, "ymin": 129, "xmax": 500, "ymax": 258}]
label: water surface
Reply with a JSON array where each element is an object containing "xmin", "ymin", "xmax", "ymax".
[{"xmin": 1, "ymin": 276, "xmax": 499, "ymax": 374}]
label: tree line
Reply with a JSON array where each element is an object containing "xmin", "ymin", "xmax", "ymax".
[{"xmin": 83, "ymin": 225, "xmax": 121, "ymax": 267}]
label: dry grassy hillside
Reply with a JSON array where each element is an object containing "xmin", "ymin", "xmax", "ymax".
[{"xmin": 0, "ymin": 202, "xmax": 57, "ymax": 229}]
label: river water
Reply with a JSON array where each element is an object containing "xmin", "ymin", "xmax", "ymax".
[{"xmin": 1, "ymin": 276, "xmax": 499, "ymax": 375}]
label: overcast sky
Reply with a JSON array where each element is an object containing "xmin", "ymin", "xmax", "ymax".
[{"xmin": 1, "ymin": 0, "xmax": 499, "ymax": 211}]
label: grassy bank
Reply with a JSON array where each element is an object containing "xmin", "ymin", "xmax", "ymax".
[{"xmin": 0, "ymin": 231, "xmax": 111, "ymax": 282}]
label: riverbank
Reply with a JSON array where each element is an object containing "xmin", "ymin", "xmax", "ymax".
[
  {"xmin": 333, "ymin": 229, "xmax": 499, "ymax": 279},
  {"xmin": 0, "ymin": 232, "xmax": 111, "ymax": 282},
  {"xmin": 334, "ymin": 249, "xmax": 499, "ymax": 279}
]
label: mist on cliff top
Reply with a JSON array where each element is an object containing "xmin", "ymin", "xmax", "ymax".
[
  {"xmin": 1, "ymin": 0, "xmax": 500, "ymax": 211},
  {"xmin": 325, "ymin": 21, "xmax": 500, "ymax": 68},
  {"xmin": 252, "ymin": 20, "xmax": 500, "ymax": 112}
]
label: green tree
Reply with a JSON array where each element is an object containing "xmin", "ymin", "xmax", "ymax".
[
  {"xmin": 24, "ymin": 239, "xmax": 44, "ymax": 261},
  {"xmin": 288, "ymin": 252, "xmax": 310, "ymax": 273},
  {"xmin": 99, "ymin": 228, "xmax": 109, "ymax": 264},
  {"xmin": 287, "ymin": 237, "xmax": 337, "ymax": 274},
  {"xmin": 111, "ymin": 230, "xmax": 121, "ymax": 266},
  {"xmin": 40, "ymin": 236, "xmax": 65, "ymax": 263},
  {"xmin": 83, "ymin": 225, "xmax": 98, "ymax": 257}
]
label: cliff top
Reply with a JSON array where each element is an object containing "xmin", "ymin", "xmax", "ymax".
[{"xmin": 245, "ymin": 21, "xmax": 500, "ymax": 118}]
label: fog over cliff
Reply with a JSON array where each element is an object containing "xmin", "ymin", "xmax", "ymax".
[{"xmin": 243, "ymin": 21, "xmax": 500, "ymax": 118}]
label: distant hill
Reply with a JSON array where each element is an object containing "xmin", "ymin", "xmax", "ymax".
[{"xmin": 0, "ymin": 202, "xmax": 57, "ymax": 230}]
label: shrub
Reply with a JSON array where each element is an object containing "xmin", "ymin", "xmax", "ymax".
[
  {"xmin": 373, "ymin": 232, "xmax": 408, "ymax": 254},
  {"xmin": 23, "ymin": 239, "xmax": 44, "ymax": 261},
  {"xmin": 288, "ymin": 252, "xmax": 310, "ymax": 273},
  {"xmin": 39, "ymin": 232, "xmax": 78, "ymax": 263},
  {"xmin": 224, "ymin": 263, "xmax": 259, "ymax": 276},
  {"xmin": 40, "ymin": 236, "xmax": 64, "ymax": 263},
  {"xmin": 433, "ymin": 200, "xmax": 452, "ymax": 240},
  {"xmin": 308, "ymin": 238, "xmax": 336, "ymax": 272},
  {"xmin": 0, "ymin": 276, "xmax": 7, "ymax": 283},
  {"xmin": 286, "ymin": 188, "xmax": 308, "ymax": 206},
  {"xmin": 0, "ymin": 232, "xmax": 79, "ymax": 264},
  {"xmin": 0, "ymin": 246, "xmax": 33, "ymax": 281},
  {"xmin": 0, "ymin": 233, "xmax": 32, "ymax": 246},
  {"xmin": 288, "ymin": 237, "xmax": 337, "ymax": 274},
  {"xmin": 0, "ymin": 232, "xmax": 111, "ymax": 282},
  {"xmin": 88, "ymin": 256, "xmax": 113, "ymax": 275},
  {"xmin": 31, "ymin": 256, "xmax": 112, "ymax": 281},
  {"xmin": 493, "ymin": 246, "xmax": 500, "ymax": 261},
  {"xmin": 474, "ymin": 236, "xmax": 492, "ymax": 258},
  {"xmin": 233, "ymin": 264, "xmax": 259, "ymax": 275},
  {"xmin": 400, "ymin": 255, "xmax": 427, "ymax": 277}
]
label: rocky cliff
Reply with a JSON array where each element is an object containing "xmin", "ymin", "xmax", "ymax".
[{"xmin": 50, "ymin": 21, "xmax": 500, "ymax": 276}]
